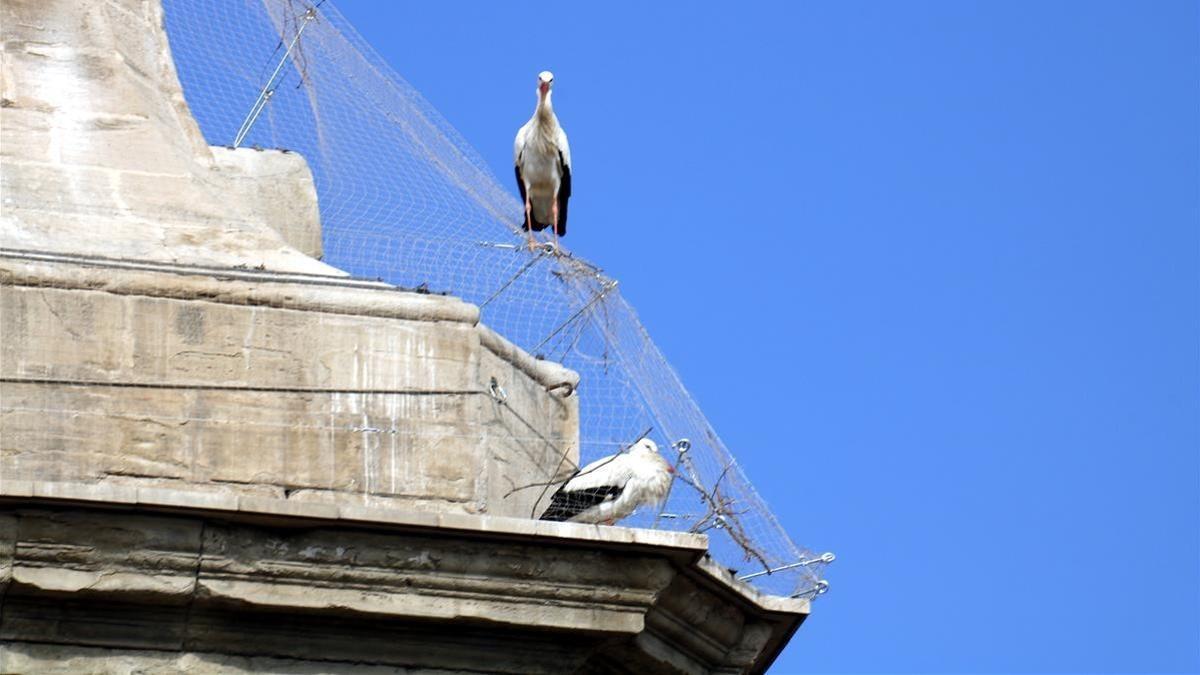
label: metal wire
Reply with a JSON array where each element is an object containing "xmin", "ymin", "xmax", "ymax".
[{"xmin": 232, "ymin": 7, "xmax": 315, "ymax": 147}]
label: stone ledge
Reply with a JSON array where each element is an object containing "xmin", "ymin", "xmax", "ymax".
[
  {"xmin": 0, "ymin": 480, "xmax": 709, "ymax": 556},
  {"xmin": 0, "ymin": 253, "xmax": 479, "ymax": 325},
  {"xmin": 0, "ymin": 494, "xmax": 807, "ymax": 673},
  {"xmin": 0, "ymin": 251, "xmax": 581, "ymax": 402}
]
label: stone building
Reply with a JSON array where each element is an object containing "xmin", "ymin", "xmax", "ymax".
[{"xmin": 0, "ymin": 0, "xmax": 809, "ymax": 672}]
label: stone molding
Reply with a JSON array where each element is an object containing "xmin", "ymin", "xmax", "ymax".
[
  {"xmin": 0, "ymin": 251, "xmax": 578, "ymax": 394},
  {"xmin": 0, "ymin": 252, "xmax": 477, "ymax": 325},
  {"xmin": 0, "ymin": 484, "xmax": 807, "ymax": 674}
]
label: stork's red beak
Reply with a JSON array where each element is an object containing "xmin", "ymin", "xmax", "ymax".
[
  {"xmin": 539, "ymin": 81, "xmax": 549, "ymax": 94},
  {"xmin": 667, "ymin": 466, "xmax": 675, "ymax": 474}
]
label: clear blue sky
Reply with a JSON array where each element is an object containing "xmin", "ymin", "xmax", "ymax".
[{"xmin": 335, "ymin": 2, "xmax": 1199, "ymax": 672}]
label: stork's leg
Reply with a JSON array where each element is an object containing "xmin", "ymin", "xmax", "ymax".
[
  {"xmin": 550, "ymin": 197, "xmax": 560, "ymax": 252},
  {"xmin": 524, "ymin": 193, "xmax": 538, "ymax": 251}
]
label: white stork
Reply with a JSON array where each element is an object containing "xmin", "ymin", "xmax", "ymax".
[
  {"xmin": 539, "ymin": 439, "xmax": 674, "ymax": 525},
  {"xmin": 514, "ymin": 70, "xmax": 571, "ymax": 251}
]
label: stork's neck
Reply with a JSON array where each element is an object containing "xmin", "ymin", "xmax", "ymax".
[{"xmin": 535, "ymin": 91, "xmax": 556, "ymax": 126}]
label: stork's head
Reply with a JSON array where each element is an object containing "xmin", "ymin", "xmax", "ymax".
[
  {"xmin": 537, "ymin": 70, "xmax": 554, "ymax": 96},
  {"xmin": 631, "ymin": 438, "xmax": 674, "ymax": 474}
]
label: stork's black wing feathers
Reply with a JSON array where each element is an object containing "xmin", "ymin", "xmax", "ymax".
[
  {"xmin": 514, "ymin": 152, "xmax": 569, "ymax": 235},
  {"xmin": 514, "ymin": 164, "xmax": 527, "ymax": 210},
  {"xmin": 539, "ymin": 484, "xmax": 622, "ymax": 522},
  {"xmin": 556, "ymin": 152, "xmax": 570, "ymax": 237}
]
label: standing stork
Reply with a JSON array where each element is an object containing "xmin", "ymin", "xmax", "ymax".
[{"xmin": 514, "ymin": 70, "xmax": 571, "ymax": 251}]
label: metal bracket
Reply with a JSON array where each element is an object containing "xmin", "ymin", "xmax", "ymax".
[
  {"xmin": 488, "ymin": 377, "xmax": 507, "ymax": 403},
  {"xmin": 791, "ymin": 579, "xmax": 830, "ymax": 600},
  {"xmin": 737, "ymin": 552, "xmax": 836, "ymax": 582}
]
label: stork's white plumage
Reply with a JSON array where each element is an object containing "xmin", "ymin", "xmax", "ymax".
[
  {"xmin": 514, "ymin": 70, "xmax": 571, "ymax": 250},
  {"xmin": 539, "ymin": 439, "xmax": 674, "ymax": 525}
]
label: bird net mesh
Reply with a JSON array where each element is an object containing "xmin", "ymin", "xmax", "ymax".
[{"xmin": 154, "ymin": 0, "xmax": 828, "ymax": 598}]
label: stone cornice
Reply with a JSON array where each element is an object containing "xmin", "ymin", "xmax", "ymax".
[
  {"xmin": 0, "ymin": 250, "xmax": 582, "ymax": 402},
  {"xmin": 0, "ymin": 482, "xmax": 807, "ymax": 674},
  {"xmin": 0, "ymin": 250, "xmax": 479, "ymax": 325}
]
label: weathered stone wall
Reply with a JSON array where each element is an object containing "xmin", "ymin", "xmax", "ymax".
[
  {"xmin": 0, "ymin": 257, "xmax": 579, "ymax": 517},
  {"xmin": 210, "ymin": 147, "xmax": 325, "ymax": 260},
  {"xmin": 0, "ymin": 0, "xmax": 336, "ymax": 274}
]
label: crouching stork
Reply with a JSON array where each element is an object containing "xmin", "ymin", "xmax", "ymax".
[{"xmin": 540, "ymin": 439, "xmax": 673, "ymax": 525}]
